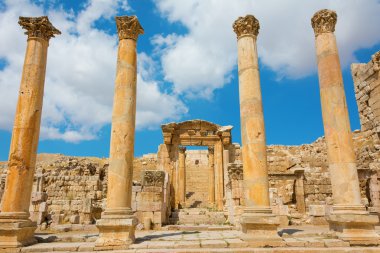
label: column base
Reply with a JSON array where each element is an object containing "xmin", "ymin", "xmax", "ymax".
[
  {"xmin": 0, "ymin": 212, "xmax": 37, "ymax": 248},
  {"xmin": 327, "ymin": 205, "xmax": 380, "ymax": 246},
  {"xmin": 95, "ymin": 208, "xmax": 138, "ymax": 250},
  {"xmin": 240, "ymin": 207, "xmax": 283, "ymax": 247}
]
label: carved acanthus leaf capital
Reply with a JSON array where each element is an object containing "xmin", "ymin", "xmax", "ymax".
[
  {"xmin": 142, "ymin": 170, "xmax": 165, "ymax": 187},
  {"xmin": 19, "ymin": 16, "xmax": 61, "ymax": 41},
  {"xmin": 311, "ymin": 9, "xmax": 337, "ymax": 36},
  {"xmin": 233, "ymin": 15, "xmax": 259, "ymax": 39},
  {"xmin": 116, "ymin": 15, "xmax": 144, "ymax": 41}
]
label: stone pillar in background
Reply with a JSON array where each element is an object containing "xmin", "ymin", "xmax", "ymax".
[
  {"xmin": 369, "ymin": 172, "xmax": 380, "ymax": 213},
  {"xmin": 294, "ymin": 169, "xmax": 306, "ymax": 214},
  {"xmin": 0, "ymin": 16, "xmax": 60, "ymax": 248},
  {"xmin": 214, "ymin": 140, "xmax": 224, "ymax": 210},
  {"xmin": 311, "ymin": 9, "xmax": 379, "ymax": 244},
  {"xmin": 178, "ymin": 146, "xmax": 186, "ymax": 208},
  {"xmin": 223, "ymin": 148, "xmax": 230, "ymax": 210},
  {"xmin": 233, "ymin": 15, "xmax": 281, "ymax": 245},
  {"xmin": 208, "ymin": 146, "xmax": 215, "ymax": 208},
  {"xmin": 95, "ymin": 15, "xmax": 144, "ymax": 249}
]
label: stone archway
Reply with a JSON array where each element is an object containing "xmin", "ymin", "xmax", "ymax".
[{"xmin": 157, "ymin": 120, "xmax": 233, "ymax": 211}]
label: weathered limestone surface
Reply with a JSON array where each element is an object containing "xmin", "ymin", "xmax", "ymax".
[
  {"xmin": 233, "ymin": 14, "xmax": 280, "ymax": 243},
  {"xmin": 95, "ymin": 15, "xmax": 143, "ymax": 250},
  {"xmin": 311, "ymin": 9, "xmax": 379, "ymax": 244},
  {"xmin": 0, "ymin": 16, "xmax": 60, "ymax": 249}
]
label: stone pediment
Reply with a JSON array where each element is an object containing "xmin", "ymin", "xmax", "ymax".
[{"xmin": 161, "ymin": 119, "xmax": 233, "ymax": 146}]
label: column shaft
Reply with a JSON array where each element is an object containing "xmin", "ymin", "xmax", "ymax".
[
  {"xmin": 214, "ymin": 141, "xmax": 224, "ymax": 210},
  {"xmin": 0, "ymin": 16, "xmax": 60, "ymax": 248},
  {"xmin": 311, "ymin": 9, "xmax": 379, "ymax": 244},
  {"xmin": 178, "ymin": 147, "xmax": 186, "ymax": 208},
  {"xmin": 237, "ymin": 35, "xmax": 270, "ymax": 208},
  {"xmin": 106, "ymin": 38, "xmax": 137, "ymax": 211},
  {"xmin": 314, "ymin": 20, "xmax": 361, "ymax": 208},
  {"xmin": 1, "ymin": 38, "xmax": 48, "ymax": 214},
  {"xmin": 95, "ymin": 15, "xmax": 143, "ymax": 249},
  {"xmin": 233, "ymin": 15, "xmax": 280, "ymax": 243},
  {"xmin": 208, "ymin": 147, "xmax": 215, "ymax": 207}
]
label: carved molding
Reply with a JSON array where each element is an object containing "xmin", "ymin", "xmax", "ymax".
[
  {"xmin": 233, "ymin": 15, "xmax": 259, "ymax": 39},
  {"xmin": 142, "ymin": 170, "xmax": 165, "ymax": 187},
  {"xmin": 19, "ymin": 16, "xmax": 61, "ymax": 41},
  {"xmin": 228, "ymin": 163, "xmax": 244, "ymax": 180},
  {"xmin": 311, "ymin": 9, "xmax": 337, "ymax": 36},
  {"xmin": 208, "ymin": 146, "xmax": 214, "ymax": 154},
  {"xmin": 116, "ymin": 15, "xmax": 144, "ymax": 41}
]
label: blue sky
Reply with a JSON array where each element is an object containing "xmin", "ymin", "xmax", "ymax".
[{"xmin": 0, "ymin": 0, "xmax": 379, "ymax": 161}]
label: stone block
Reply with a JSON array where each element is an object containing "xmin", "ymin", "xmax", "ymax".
[
  {"xmin": 308, "ymin": 204, "xmax": 326, "ymax": 216},
  {"xmin": 137, "ymin": 201, "xmax": 162, "ymax": 212},
  {"xmin": 69, "ymin": 215, "xmax": 80, "ymax": 224}
]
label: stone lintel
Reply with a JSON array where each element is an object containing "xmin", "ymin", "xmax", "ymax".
[
  {"xmin": 19, "ymin": 16, "xmax": 61, "ymax": 41},
  {"xmin": 233, "ymin": 15, "xmax": 259, "ymax": 39},
  {"xmin": 115, "ymin": 15, "xmax": 144, "ymax": 41},
  {"xmin": 311, "ymin": 9, "xmax": 337, "ymax": 36}
]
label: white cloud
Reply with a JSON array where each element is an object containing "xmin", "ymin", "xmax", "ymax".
[
  {"xmin": 153, "ymin": 0, "xmax": 380, "ymax": 97},
  {"xmin": 0, "ymin": 0, "xmax": 187, "ymax": 143}
]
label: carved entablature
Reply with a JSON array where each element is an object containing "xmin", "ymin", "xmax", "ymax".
[
  {"xmin": 161, "ymin": 120, "xmax": 233, "ymax": 146},
  {"xmin": 372, "ymin": 51, "xmax": 380, "ymax": 72},
  {"xmin": 19, "ymin": 16, "xmax": 61, "ymax": 41},
  {"xmin": 311, "ymin": 9, "xmax": 337, "ymax": 36},
  {"xmin": 233, "ymin": 15, "xmax": 259, "ymax": 39},
  {"xmin": 116, "ymin": 15, "xmax": 144, "ymax": 41},
  {"xmin": 228, "ymin": 163, "xmax": 244, "ymax": 181},
  {"xmin": 142, "ymin": 170, "xmax": 165, "ymax": 187}
]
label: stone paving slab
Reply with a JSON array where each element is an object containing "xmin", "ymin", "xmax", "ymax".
[{"xmin": 12, "ymin": 226, "xmax": 380, "ymax": 252}]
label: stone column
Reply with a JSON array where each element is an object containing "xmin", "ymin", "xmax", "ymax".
[
  {"xmin": 311, "ymin": 9, "xmax": 379, "ymax": 244},
  {"xmin": 294, "ymin": 170, "xmax": 306, "ymax": 214},
  {"xmin": 178, "ymin": 146, "xmax": 186, "ymax": 208},
  {"xmin": 95, "ymin": 15, "xmax": 143, "ymax": 249},
  {"xmin": 214, "ymin": 140, "xmax": 224, "ymax": 210},
  {"xmin": 233, "ymin": 15, "xmax": 281, "ymax": 245},
  {"xmin": 0, "ymin": 16, "xmax": 60, "ymax": 248},
  {"xmin": 223, "ymin": 148, "xmax": 230, "ymax": 210},
  {"xmin": 208, "ymin": 146, "xmax": 215, "ymax": 208}
]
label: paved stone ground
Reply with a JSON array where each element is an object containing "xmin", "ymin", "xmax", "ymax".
[{"xmin": 4, "ymin": 226, "xmax": 380, "ymax": 252}]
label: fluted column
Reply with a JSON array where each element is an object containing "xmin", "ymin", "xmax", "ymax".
[
  {"xmin": 311, "ymin": 9, "xmax": 379, "ymax": 244},
  {"xmin": 233, "ymin": 15, "xmax": 280, "ymax": 244},
  {"xmin": 208, "ymin": 146, "xmax": 215, "ymax": 207},
  {"xmin": 178, "ymin": 146, "xmax": 186, "ymax": 208},
  {"xmin": 95, "ymin": 15, "xmax": 144, "ymax": 249},
  {"xmin": 0, "ymin": 16, "xmax": 60, "ymax": 248}
]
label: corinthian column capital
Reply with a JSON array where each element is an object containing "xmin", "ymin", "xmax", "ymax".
[
  {"xmin": 19, "ymin": 16, "xmax": 61, "ymax": 42},
  {"xmin": 233, "ymin": 15, "xmax": 259, "ymax": 39},
  {"xmin": 115, "ymin": 15, "xmax": 144, "ymax": 41},
  {"xmin": 311, "ymin": 9, "xmax": 337, "ymax": 36}
]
